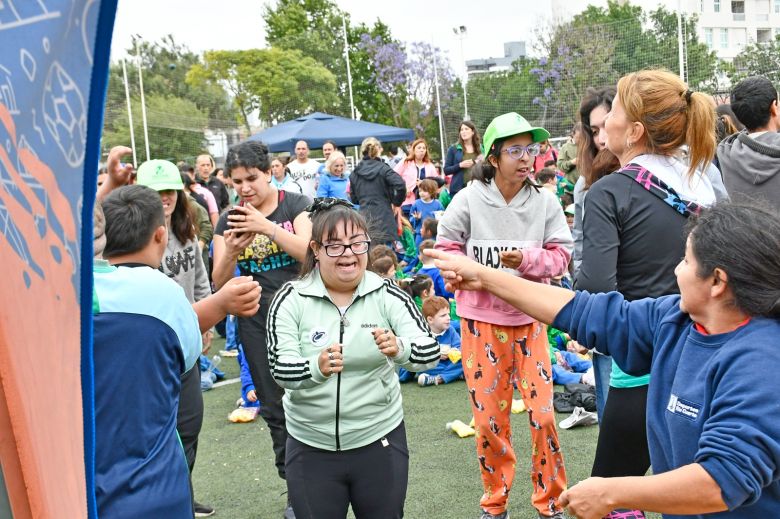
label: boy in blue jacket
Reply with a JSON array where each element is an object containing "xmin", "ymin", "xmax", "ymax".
[
  {"xmin": 417, "ymin": 239, "xmax": 454, "ymax": 299},
  {"xmin": 399, "ymin": 296, "xmax": 463, "ymax": 386},
  {"xmin": 410, "ymin": 179, "xmax": 444, "ymax": 246}
]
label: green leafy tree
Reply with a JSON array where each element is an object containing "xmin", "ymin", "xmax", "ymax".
[
  {"xmin": 101, "ymin": 94, "xmax": 209, "ymax": 161},
  {"xmin": 187, "ymin": 48, "xmax": 338, "ymax": 130},
  {"xmin": 263, "ymin": 0, "xmax": 404, "ymax": 124},
  {"xmin": 725, "ymin": 35, "xmax": 780, "ymax": 87},
  {"xmin": 645, "ymin": 7, "xmax": 718, "ymax": 90},
  {"xmin": 106, "ymin": 35, "xmax": 237, "ymax": 126}
]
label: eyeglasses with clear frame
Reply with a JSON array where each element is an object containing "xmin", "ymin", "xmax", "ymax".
[
  {"xmin": 319, "ymin": 240, "xmax": 371, "ymax": 257},
  {"xmin": 501, "ymin": 143, "xmax": 542, "ymax": 159}
]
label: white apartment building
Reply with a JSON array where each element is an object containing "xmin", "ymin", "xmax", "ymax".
[{"xmin": 687, "ymin": 0, "xmax": 780, "ymax": 59}]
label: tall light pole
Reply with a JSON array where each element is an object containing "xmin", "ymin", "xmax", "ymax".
[{"xmin": 453, "ymin": 25, "xmax": 469, "ymax": 121}]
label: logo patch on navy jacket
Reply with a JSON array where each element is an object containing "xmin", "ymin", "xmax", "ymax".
[
  {"xmin": 309, "ymin": 327, "xmax": 329, "ymax": 347},
  {"xmin": 666, "ymin": 394, "xmax": 701, "ymax": 421}
]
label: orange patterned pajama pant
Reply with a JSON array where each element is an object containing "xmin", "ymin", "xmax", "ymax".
[{"xmin": 461, "ymin": 318, "xmax": 567, "ymax": 517}]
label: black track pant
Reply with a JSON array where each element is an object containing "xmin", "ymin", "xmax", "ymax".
[
  {"xmin": 238, "ymin": 313, "xmax": 288, "ymax": 479},
  {"xmin": 177, "ymin": 365, "xmax": 204, "ymax": 506},
  {"xmin": 286, "ymin": 422, "xmax": 409, "ymax": 519},
  {"xmin": 591, "ymin": 385, "xmax": 651, "ymax": 477}
]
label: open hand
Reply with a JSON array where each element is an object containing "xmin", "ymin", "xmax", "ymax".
[
  {"xmin": 319, "ymin": 344, "xmax": 344, "ymax": 377},
  {"xmin": 106, "ymin": 145, "xmax": 134, "ymax": 186},
  {"xmin": 422, "ymin": 249, "xmax": 486, "ymax": 292}
]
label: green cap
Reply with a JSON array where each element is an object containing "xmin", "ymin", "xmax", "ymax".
[
  {"xmin": 482, "ymin": 112, "xmax": 550, "ymax": 156},
  {"xmin": 137, "ymin": 159, "xmax": 185, "ymax": 191}
]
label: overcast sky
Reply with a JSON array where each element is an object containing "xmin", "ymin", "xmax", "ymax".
[{"xmin": 111, "ymin": 0, "xmax": 682, "ymax": 76}]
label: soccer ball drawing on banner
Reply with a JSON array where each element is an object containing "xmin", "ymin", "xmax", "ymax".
[{"xmin": 42, "ymin": 62, "xmax": 86, "ymax": 167}]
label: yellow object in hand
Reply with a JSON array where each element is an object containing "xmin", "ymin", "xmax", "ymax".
[{"xmin": 448, "ymin": 349, "xmax": 462, "ymax": 363}]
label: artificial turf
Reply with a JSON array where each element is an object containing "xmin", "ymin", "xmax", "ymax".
[{"xmin": 193, "ymin": 339, "xmax": 659, "ymax": 518}]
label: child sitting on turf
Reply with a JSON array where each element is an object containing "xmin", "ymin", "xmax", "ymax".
[
  {"xmin": 229, "ymin": 346, "xmax": 261, "ymax": 422},
  {"xmin": 410, "ymin": 179, "xmax": 444, "ymax": 246},
  {"xmin": 371, "ymin": 256, "xmax": 397, "ymax": 281},
  {"xmin": 399, "ymin": 274, "xmax": 433, "ymax": 311},
  {"xmin": 398, "ymin": 296, "xmax": 464, "ymax": 386},
  {"xmin": 370, "ymin": 244, "xmax": 404, "ymax": 280},
  {"xmin": 421, "ymin": 217, "xmax": 438, "ymax": 241},
  {"xmin": 548, "ymin": 326, "xmax": 594, "ymax": 386},
  {"xmin": 416, "ymin": 239, "xmax": 454, "ymax": 299},
  {"xmin": 536, "ymin": 167, "xmax": 559, "ymax": 195}
]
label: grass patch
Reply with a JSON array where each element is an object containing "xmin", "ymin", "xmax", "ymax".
[{"xmin": 194, "ymin": 339, "xmax": 659, "ymax": 518}]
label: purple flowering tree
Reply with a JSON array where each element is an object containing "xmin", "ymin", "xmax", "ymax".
[
  {"xmin": 358, "ymin": 36, "xmax": 456, "ymax": 142},
  {"xmin": 530, "ymin": 22, "xmax": 617, "ymax": 135},
  {"xmin": 357, "ymin": 34, "xmax": 408, "ymax": 127},
  {"xmin": 404, "ymin": 42, "xmax": 456, "ymax": 139}
]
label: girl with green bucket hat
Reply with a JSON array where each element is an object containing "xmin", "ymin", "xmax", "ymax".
[
  {"xmin": 437, "ymin": 113, "xmax": 573, "ymax": 519},
  {"xmin": 136, "ymin": 158, "xmax": 215, "ymax": 516}
]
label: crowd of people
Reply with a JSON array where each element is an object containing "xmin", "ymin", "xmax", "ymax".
[{"xmin": 92, "ymin": 71, "xmax": 780, "ymax": 519}]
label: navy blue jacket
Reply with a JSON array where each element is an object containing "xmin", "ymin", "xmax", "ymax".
[
  {"xmin": 554, "ymin": 291, "xmax": 780, "ymax": 518},
  {"xmin": 444, "ymin": 144, "xmax": 466, "ymax": 196}
]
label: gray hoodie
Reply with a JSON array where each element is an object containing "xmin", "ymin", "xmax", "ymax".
[
  {"xmin": 160, "ymin": 233, "xmax": 210, "ymax": 304},
  {"xmin": 717, "ymin": 130, "xmax": 780, "ymax": 204},
  {"xmin": 436, "ymin": 180, "xmax": 573, "ymax": 326}
]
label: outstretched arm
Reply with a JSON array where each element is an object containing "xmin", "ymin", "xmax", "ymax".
[
  {"xmin": 425, "ymin": 248, "xmax": 574, "ymax": 324},
  {"xmin": 560, "ymin": 463, "xmax": 726, "ymax": 519},
  {"xmin": 192, "ymin": 276, "xmax": 261, "ymax": 332}
]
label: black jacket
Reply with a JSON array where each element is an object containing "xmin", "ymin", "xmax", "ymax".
[
  {"xmin": 575, "ymin": 173, "xmax": 687, "ymax": 301},
  {"xmin": 349, "ymin": 157, "xmax": 406, "ymax": 244},
  {"xmin": 200, "ymin": 176, "xmax": 230, "ymax": 212}
]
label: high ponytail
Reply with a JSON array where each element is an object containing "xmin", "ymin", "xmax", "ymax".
[
  {"xmin": 684, "ymin": 91, "xmax": 717, "ymax": 179},
  {"xmin": 617, "ymin": 69, "xmax": 716, "ymax": 180}
]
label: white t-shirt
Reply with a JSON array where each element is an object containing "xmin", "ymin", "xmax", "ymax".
[
  {"xmin": 631, "ymin": 154, "xmax": 716, "ymax": 206},
  {"xmin": 287, "ymin": 159, "xmax": 320, "ymax": 199}
]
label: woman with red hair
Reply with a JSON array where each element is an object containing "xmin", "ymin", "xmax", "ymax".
[{"xmin": 394, "ymin": 138, "xmax": 440, "ymax": 216}]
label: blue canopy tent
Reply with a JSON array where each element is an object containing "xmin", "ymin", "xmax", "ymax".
[{"xmin": 245, "ymin": 112, "xmax": 415, "ymax": 153}]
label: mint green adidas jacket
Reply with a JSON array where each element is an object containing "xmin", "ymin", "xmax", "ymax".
[{"xmin": 267, "ymin": 269, "xmax": 439, "ymax": 451}]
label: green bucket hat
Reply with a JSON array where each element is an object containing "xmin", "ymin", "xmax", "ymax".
[
  {"xmin": 482, "ymin": 112, "xmax": 550, "ymax": 156},
  {"xmin": 137, "ymin": 159, "xmax": 185, "ymax": 191}
]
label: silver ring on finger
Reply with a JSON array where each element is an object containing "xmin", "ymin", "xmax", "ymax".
[{"xmin": 330, "ymin": 360, "xmax": 336, "ymax": 367}]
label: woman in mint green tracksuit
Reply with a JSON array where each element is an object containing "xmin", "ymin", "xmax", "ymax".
[{"xmin": 267, "ymin": 198, "xmax": 440, "ymax": 519}]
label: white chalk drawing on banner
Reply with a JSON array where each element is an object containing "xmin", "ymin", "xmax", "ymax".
[
  {"xmin": 31, "ymin": 108, "xmax": 47, "ymax": 143},
  {"xmin": 42, "ymin": 62, "xmax": 87, "ymax": 167},
  {"xmin": 0, "ymin": 1, "xmax": 61, "ymax": 32},
  {"xmin": 20, "ymin": 49, "xmax": 36, "ymax": 82},
  {"xmin": 81, "ymin": 0, "xmax": 98, "ymax": 64},
  {"xmin": 0, "ymin": 65, "xmax": 20, "ymax": 115}
]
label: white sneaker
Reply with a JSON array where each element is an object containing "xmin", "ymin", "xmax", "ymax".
[
  {"xmin": 581, "ymin": 367, "xmax": 595, "ymax": 386},
  {"xmin": 559, "ymin": 406, "xmax": 599, "ymax": 429}
]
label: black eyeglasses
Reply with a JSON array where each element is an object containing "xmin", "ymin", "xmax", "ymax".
[{"xmin": 319, "ymin": 240, "xmax": 371, "ymax": 257}]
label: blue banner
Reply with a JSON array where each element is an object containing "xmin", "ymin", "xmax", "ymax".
[{"xmin": 0, "ymin": 1, "xmax": 116, "ymax": 517}]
